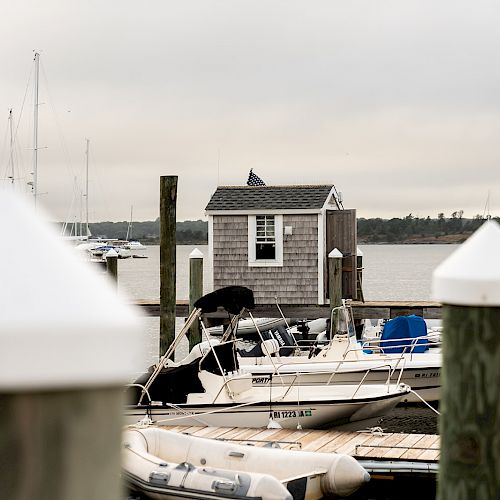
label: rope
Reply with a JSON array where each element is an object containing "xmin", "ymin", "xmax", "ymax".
[{"xmin": 409, "ymin": 390, "xmax": 441, "ymax": 415}]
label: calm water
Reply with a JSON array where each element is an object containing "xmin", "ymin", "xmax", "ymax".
[
  {"xmin": 117, "ymin": 243, "xmax": 457, "ymax": 301},
  {"xmin": 117, "ymin": 244, "xmax": 453, "ymax": 435}
]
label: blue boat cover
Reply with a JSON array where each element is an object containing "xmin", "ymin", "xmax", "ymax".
[{"xmin": 380, "ymin": 315, "xmax": 428, "ymax": 354}]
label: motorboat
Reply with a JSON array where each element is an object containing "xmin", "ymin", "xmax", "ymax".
[
  {"xmin": 123, "ymin": 426, "xmax": 370, "ymax": 499},
  {"xmin": 92, "ymin": 244, "xmax": 131, "ymax": 259},
  {"xmin": 125, "ymin": 287, "xmax": 410, "ymax": 430},
  {"xmin": 122, "ymin": 240, "xmax": 148, "ymax": 258},
  {"xmin": 237, "ymin": 306, "xmax": 441, "ymax": 404},
  {"xmin": 206, "ymin": 317, "xmax": 291, "ymax": 337}
]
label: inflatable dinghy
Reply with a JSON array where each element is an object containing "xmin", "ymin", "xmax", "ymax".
[{"xmin": 123, "ymin": 427, "xmax": 370, "ymax": 499}]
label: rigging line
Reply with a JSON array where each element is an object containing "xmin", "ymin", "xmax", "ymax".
[
  {"xmin": 482, "ymin": 190, "xmax": 491, "ymax": 220},
  {"xmin": 13, "ymin": 61, "xmax": 34, "ymax": 145},
  {"xmin": 0, "ymin": 115, "xmax": 10, "ymax": 179},
  {"xmin": 39, "ymin": 60, "xmax": 76, "ymax": 179}
]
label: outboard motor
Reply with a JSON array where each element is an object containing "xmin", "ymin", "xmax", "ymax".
[
  {"xmin": 295, "ymin": 320, "xmax": 310, "ymax": 342},
  {"xmin": 238, "ymin": 326, "xmax": 296, "ymax": 357},
  {"xmin": 262, "ymin": 326, "xmax": 296, "ymax": 356}
]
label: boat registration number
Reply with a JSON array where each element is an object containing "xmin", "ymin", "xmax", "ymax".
[
  {"xmin": 414, "ymin": 372, "xmax": 439, "ymax": 378},
  {"xmin": 272, "ymin": 410, "xmax": 312, "ymax": 418}
]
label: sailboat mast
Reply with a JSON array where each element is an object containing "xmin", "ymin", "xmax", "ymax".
[
  {"xmin": 85, "ymin": 138, "xmax": 90, "ymax": 238},
  {"xmin": 126, "ymin": 205, "xmax": 133, "ymax": 241},
  {"xmin": 32, "ymin": 52, "xmax": 40, "ymax": 206},
  {"xmin": 8, "ymin": 109, "xmax": 14, "ymax": 185}
]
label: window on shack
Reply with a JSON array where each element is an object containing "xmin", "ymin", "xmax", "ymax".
[{"xmin": 248, "ymin": 214, "xmax": 283, "ymax": 267}]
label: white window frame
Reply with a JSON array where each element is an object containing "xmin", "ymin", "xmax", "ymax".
[{"xmin": 248, "ymin": 214, "xmax": 283, "ymax": 267}]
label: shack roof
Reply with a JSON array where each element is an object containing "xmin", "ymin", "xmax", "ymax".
[{"xmin": 205, "ymin": 185, "xmax": 338, "ymax": 212}]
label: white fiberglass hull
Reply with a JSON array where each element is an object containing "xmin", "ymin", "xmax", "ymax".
[
  {"xmin": 125, "ymin": 384, "xmax": 409, "ymax": 430},
  {"xmin": 239, "ymin": 349, "xmax": 441, "ymax": 404},
  {"xmin": 207, "ymin": 318, "xmax": 288, "ymax": 337},
  {"xmin": 242, "ymin": 364, "xmax": 440, "ymax": 404}
]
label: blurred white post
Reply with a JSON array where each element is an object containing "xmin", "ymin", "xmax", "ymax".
[
  {"xmin": 0, "ymin": 190, "xmax": 145, "ymax": 500},
  {"xmin": 432, "ymin": 220, "xmax": 500, "ymax": 499},
  {"xmin": 188, "ymin": 248, "xmax": 204, "ymax": 351}
]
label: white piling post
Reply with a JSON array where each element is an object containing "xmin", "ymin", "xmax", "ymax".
[
  {"xmin": 432, "ymin": 220, "xmax": 500, "ymax": 499},
  {"xmin": 328, "ymin": 248, "xmax": 343, "ymax": 336},
  {"xmin": 0, "ymin": 190, "xmax": 145, "ymax": 500}
]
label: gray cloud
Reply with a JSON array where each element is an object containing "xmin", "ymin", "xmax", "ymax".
[{"xmin": 1, "ymin": 0, "xmax": 499, "ymax": 222}]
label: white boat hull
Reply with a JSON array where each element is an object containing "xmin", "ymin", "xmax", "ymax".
[
  {"xmin": 207, "ymin": 317, "xmax": 289, "ymax": 337},
  {"xmin": 125, "ymin": 386, "xmax": 408, "ymax": 430},
  {"xmin": 244, "ymin": 365, "xmax": 440, "ymax": 404}
]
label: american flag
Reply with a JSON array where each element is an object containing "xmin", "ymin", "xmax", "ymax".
[{"xmin": 247, "ymin": 169, "xmax": 266, "ymax": 186}]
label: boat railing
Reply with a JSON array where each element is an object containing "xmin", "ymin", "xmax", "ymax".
[
  {"xmin": 127, "ymin": 383, "xmax": 152, "ymax": 405},
  {"xmin": 278, "ymin": 362, "xmax": 398, "ymax": 400},
  {"xmin": 360, "ymin": 335, "xmax": 441, "ymax": 361}
]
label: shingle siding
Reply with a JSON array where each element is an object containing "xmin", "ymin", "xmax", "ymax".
[{"xmin": 212, "ymin": 214, "xmax": 318, "ymax": 304}]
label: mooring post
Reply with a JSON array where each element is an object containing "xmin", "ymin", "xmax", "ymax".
[
  {"xmin": 160, "ymin": 175, "xmax": 178, "ymax": 357},
  {"xmin": 432, "ymin": 220, "xmax": 500, "ymax": 500},
  {"xmin": 356, "ymin": 246, "xmax": 364, "ymax": 302},
  {"xmin": 0, "ymin": 190, "xmax": 145, "ymax": 500},
  {"xmin": 106, "ymin": 248, "xmax": 118, "ymax": 285},
  {"xmin": 188, "ymin": 248, "xmax": 204, "ymax": 351},
  {"xmin": 328, "ymin": 248, "xmax": 343, "ymax": 335}
]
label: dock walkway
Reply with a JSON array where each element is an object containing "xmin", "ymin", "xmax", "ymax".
[
  {"xmin": 159, "ymin": 425, "xmax": 440, "ymax": 474},
  {"xmin": 134, "ymin": 300, "xmax": 443, "ymax": 320}
]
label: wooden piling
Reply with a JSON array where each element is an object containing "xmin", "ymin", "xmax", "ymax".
[
  {"xmin": 106, "ymin": 248, "xmax": 118, "ymax": 285},
  {"xmin": 188, "ymin": 248, "xmax": 204, "ymax": 350},
  {"xmin": 356, "ymin": 246, "xmax": 364, "ymax": 302},
  {"xmin": 433, "ymin": 221, "xmax": 500, "ymax": 500},
  {"xmin": 0, "ymin": 389, "xmax": 124, "ymax": 500},
  {"xmin": 159, "ymin": 175, "xmax": 178, "ymax": 356}
]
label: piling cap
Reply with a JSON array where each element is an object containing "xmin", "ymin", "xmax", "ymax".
[
  {"xmin": 105, "ymin": 248, "xmax": 118, "ymax": 258},
  {"xmin": 328, "ymin": 248, "xmax": 343, "ymax": 258},
  {"xmin": 432, "ymin": 220, "xmax": 500, "ymax": 306},
  {"xmin": 0, "ymin": 189, "xmax": 147, "ymax": 390},
  {"xmin": 189, "ymin": 248, "xmax": 204, "ymax": 259}
]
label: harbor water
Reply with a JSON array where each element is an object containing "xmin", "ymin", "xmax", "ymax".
[{"xmin": 117, "ymin": 244, "xmax": 453, "ymax": 435}]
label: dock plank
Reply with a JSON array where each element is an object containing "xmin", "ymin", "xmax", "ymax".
[
  {"xmin": 158, "ymin": 425, "xmax": 440, "ymax": 464},
  {"xmin": 400, "ymin": 434, "xmax": 440, "ymax": 461},
  {"xmin": 380, "ymin": 433, "xmax": 427, "ymax": 459},
  {"xmin": 316, "ymin": 431, "xmax": 362, "ymax": 453}
]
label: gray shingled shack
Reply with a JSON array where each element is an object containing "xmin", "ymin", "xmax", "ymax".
[{"xmin": 205, "ymin": 185, "xmax": 357, "ymax": 305}]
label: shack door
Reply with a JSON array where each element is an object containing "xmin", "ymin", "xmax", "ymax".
[{"xmin": 325, "ymin": 209, "xmax": 357, "ymax": 300}]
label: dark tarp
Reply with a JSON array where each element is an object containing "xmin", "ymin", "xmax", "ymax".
[
  {"xmin": 127, "ymin": 341, "xmax": 239, "ymax": 406},
  {"xmin": 194, "ymin": 286, "xmax": 255, "ymax": 315}
]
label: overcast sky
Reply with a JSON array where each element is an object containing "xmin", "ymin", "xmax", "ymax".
[{"xmin": 1, "ymin": 1, "xmax": 499, "ymax": 222}]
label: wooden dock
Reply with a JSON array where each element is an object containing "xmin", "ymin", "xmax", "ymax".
[
  {"xmin": 158, "ymin": 425, "xmax": 440, "ymax": 474},
  {"xmin": 133, "ymin": 300, "xmax": 443, "ymax": 320}
]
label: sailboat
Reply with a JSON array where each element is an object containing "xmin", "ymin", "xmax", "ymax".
[{"xmin": 123, "ymin": 205, "xmax": 148, "ymax": 258}]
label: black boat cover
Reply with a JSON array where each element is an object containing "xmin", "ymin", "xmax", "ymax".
[
  {"xmin": 194, "ymin": 286, "xmax": 255, "ymax": 315},
  {"xmin": 127, "ymin": 341, "xmax": 240, "ymax": 405}
]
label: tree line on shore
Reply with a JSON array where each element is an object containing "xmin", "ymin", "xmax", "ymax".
[{"xmin": 83, "ymin": 212, "xmax": 497, "ymax": 245}]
